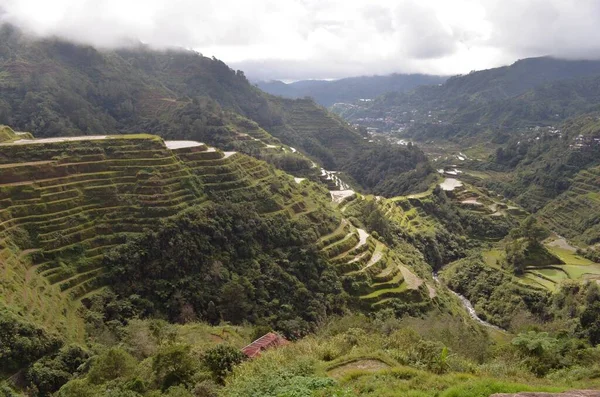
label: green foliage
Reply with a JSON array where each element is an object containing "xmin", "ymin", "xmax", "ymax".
[
  {"xmin": 580, "ymin": 301, "xmax": 600, "ymax": 346},
  {"xmin": 0, "ymin": 382, "xmax": 20, "ymax": 397},
  {"xmin": 153, "ymin": 344, "xmax": 198, "ymax": 390},
  {"xmin": 510, "ymin": 216, "xmax": 549, "ymax": 243},
  {"xmin": 164, "ymin": 385, "xmax": 193, "ymax": 397},
  {"xmin": 342, "ymin": 145, "xmax": 435, "ymax": 196},
  {"xmin": 202, "ymin": 345, "xmax": 245, "ymax": 383},
  {"xmin": 0, "ymin": 25, "xmax": 434, "ymax": 196},
  {"xmin": 0, "ymin": 125, "xmax": 15, "ymax": 142},
  {"xmin": 443, "ymin": 255, "xmax": 550, "ymax": 329},
  {"xmin": 26, "ymin": 344, "xmax": 90, "ymax": 396},
  {"xmin": 504, "ymin": 239, "xmax": 527, "ymax": 275},
  {"xmin": 104, "ymin": 202, "xmax": 346, "ymax": 333},
  {"xmin": 0, "ymin": 310, "xmax": 62, "ymax": 373},
  {"xmin": 439, "ymin": 379, "xmax": 562, "ymax": 397},
  {"xmin": 503, "ymin": 217, "xmax": 561, "ymax": 275},
  {"xmin": 510, "ymin": 331, "xmax": 598, "ymax": 376},
  {"xmin": 56, "ymin": 379, "xmax": 100, "ymax": 397},
  {"xmin": 88, "ymin": 348, "xmax": 137, "ymax": 385}
]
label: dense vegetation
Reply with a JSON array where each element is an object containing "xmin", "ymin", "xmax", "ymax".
[
  {"xmin": 103, "ymin": 202, "xmax": 346, "ymax": 335},
  {"xmin": 19, "ymin": 311, "xmax": 600, "ymax": 397}
]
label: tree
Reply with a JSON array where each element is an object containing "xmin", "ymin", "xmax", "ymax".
[
  {"xmin": 219, "ymin": 280, "xmax": 252, "ymax": 324},
  {"xmin": 505, "ymin": 239, "xmax": 527, "ymax": 275},
  {"xmin": 206, "ymin": 301, "xmax": 220, "ymax": 325},
  {"xmin": 580, "ymin": 301, "xmax": 600, "ymax": 346},
  {"xmin": 202, "ymin": 345, "xmax": 245, "ymax": 383},
  {"xmin": 153, "ymin": 344, "xmax": 198, "ymax": 391},
  {"xmin": 510, "ymin": 216, "xmax": 547, "ymax": 245},
  {"xmin": 88, "ymin": 348, "xmax": 137, "ymax": 385}
]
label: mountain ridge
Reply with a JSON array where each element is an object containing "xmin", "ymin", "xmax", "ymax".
[{"xmin": 257, "ymin": 73, "xmax": 447, "ymax": 107}]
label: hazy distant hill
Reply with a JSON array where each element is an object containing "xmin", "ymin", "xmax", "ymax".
[
  {"xmin": 256, "ymin": 73, "xmax": 447, "ymax": 107},
  {"xmin": 341, "ymin": 57, "xmax": 600, "ymax": 141}
]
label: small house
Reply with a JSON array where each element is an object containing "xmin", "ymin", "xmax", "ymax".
[{"xmin": 241, "ymin": 332, "xmax": 289, "ymax": 359}]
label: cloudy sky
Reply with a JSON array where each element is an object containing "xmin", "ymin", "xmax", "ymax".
[{"xmin": 1, "ymin": 0, "xmax": 600, "ymax": 81}]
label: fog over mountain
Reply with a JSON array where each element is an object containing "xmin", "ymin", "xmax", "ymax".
[{"xmin": 2, "ymin": 0, "xmax": 600, "ymax": 80}]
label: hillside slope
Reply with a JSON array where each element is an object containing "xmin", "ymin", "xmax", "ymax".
[
  {"xmin": 0, "ymin": 131, "xmax": 456, "ymax": 378},
  {"xmin": 0, "ymin": 133, "xmax": 348, "ymax": 367},
  {"xmin": 0, "ymin": 24, "xmax": 434, "ymax": 196}
]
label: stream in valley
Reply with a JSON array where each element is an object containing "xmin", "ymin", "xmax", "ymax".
[{"xmin": 433, "ymin": 273, "xmax": 504, "ymax": 332}]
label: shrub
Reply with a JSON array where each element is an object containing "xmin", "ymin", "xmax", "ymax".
[
  {"xmin": 192, "ymin": 380, "xmax": 219, "ymax": 397},
  {"xmin": 56, "ymin": 379, "xmax": 100, "ymax": 397},
  {"xmin": 0, "ymin": 382, "xmax": 20, "ymax": 397},
  {"xmin": 26, "ymin": 344, "xmax": 90, "ymax": 396},
  {"xmin": 164, "ymin": 385, "xmax": 194, "ymax": 397},
  {"xmin": 0, "ymin": 310, "xmax": 62, "ymax": 373},
  {"xmin": 202, "ymin": 345, "xmax": 245, "ymax": 383},
  {"xmin": 153, "ymin": 344, "xmax": 198, "ymax": 390},
  {"xmin": 88, "ymin": 348, "xmax": 137, "ymax": 385}
]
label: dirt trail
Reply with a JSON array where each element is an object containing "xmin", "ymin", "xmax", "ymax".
[{"xmin": 0, "ymin": 136, "xmax": 108, "ymax": 146}]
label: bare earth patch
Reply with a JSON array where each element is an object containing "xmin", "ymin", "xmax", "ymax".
[
  {"xmin": 426, "ymin": 283, "xmax": 437, "ymax": 298},
  {"xmin": 0, "ymin": 135, "xmax": 108, "ymax": 146},
  {"xmin": 439, "ymin": 178, "xmax": 463, "ymax": 191},
  {"xmin": 165, "ymin": 140, "xmax": 204, "ymax": 149},
  {"xmin": 330, "ymin": 189, "xmax": 355, "ymax": 203},
  {"xmin": 328, "ymin": 359, "xmax": 390, "ymax": 379},
  {"xmin": 546, "ymin": 236, "xmax": 577, "ymax": 252},
  {"xmin": 399, "ymin": 265, "xmax": 423, "ymax": 289}
]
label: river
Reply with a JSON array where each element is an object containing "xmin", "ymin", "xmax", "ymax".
[{"xmin": 433, "ymin": 273, "xmax": 504, "ymax": 332}]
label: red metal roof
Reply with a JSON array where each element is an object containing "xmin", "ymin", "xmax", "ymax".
[{"xmin": 241, "ymin": 332, "xmax": 289, "ymax": 358}]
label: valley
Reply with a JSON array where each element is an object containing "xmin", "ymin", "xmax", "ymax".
[{"xmin": 1, "ymin": 23, "xmax": 600, "ymax": 397}]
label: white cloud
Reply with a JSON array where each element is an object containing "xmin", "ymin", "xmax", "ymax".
[{"xmin": 1, "ymin": 0, "xmax": 600, "ymax": 80}]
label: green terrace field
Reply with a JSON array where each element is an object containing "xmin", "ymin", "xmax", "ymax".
[
  {"xmin": 317, "ymin": 204, "xmax": 426, "ymax": 309},
  {"xmin": 538, "ymin": 165, "xmax": 600, "ymax": 245},
  {"xmin": 0, "ymin": 133, "xmax": 339, "ymax": 335},
  {"xmin": 483, "ymin": 244, "xmax": 600, "ymax": 292}
]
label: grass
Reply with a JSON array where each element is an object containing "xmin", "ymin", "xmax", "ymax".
[
  {"xmin": 360, "ymin": 284, "xmax": 408, "ymax": 301},
  {"xmin": 482, "ymin": 249, "xmax": 503, "ymax": 269},
  {"xmin": 547, "ymin": 246, "xmax": 596, "ymax": 266},
  {"xmin": 483, "ymin": 244, "xmax": 600, "ymax": 291}
]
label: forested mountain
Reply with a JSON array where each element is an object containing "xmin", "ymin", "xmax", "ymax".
[
  {"xmin": 480, "ymin": 114, "xmax": 600, "ymax": 243},
  {"xmin": 256, "ymin": 73, "xmax": 447, "ymax": 107},
  {"xmin": 0, "ymin": 23, "xmax": 432, "ymax": 197},
  {"xmin": 338, "ymin": 57, "xmax": 600, "ymax": 141}
]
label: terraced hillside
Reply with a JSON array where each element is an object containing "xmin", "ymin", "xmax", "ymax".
[
  {"xmin": 538, "ymin": 165, "xmax": 600, "ymax": 245},
  {"xmin": 315, "ymin": 193, "xmax": 442, "ymax": 311},
  {"xmin": 0, "ymin": 133, "xmax": 340, "ymax": 331},
  {"xmin": 268, "ymin": 98, "xmax": 365, "ymax": 169}
]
